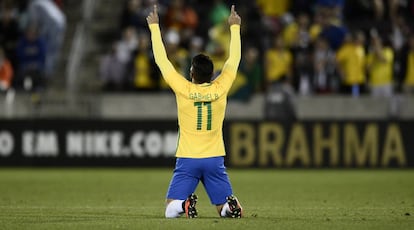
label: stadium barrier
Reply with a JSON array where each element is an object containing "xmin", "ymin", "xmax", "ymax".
[{"xmin": 0, "ymin": 119, "xmax": 412, "ymax": 168}]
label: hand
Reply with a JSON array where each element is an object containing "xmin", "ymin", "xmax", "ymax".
[
  {"xmin": 146, "ymin": 5, "xmax": 159, "ymax": 25},
  {"xmin": 228, "ymin": 5, "xmax": 241, "ymax": 26}
]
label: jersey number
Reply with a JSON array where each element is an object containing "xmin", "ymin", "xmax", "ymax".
[{"xmin": 194, "ymin": 102, "xmax": 212, "ymax": 130}]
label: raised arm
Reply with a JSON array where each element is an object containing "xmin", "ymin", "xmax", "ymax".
[
  {"xmin": 146, "ymin": 5, "xmax": 176, "ymax": 77},
  {"xmin": 222, "ymin": 5, "xmax": 241, "ymax": 74},
  {"xmin": 214, "ymin": 5, "xmax": 241, "ymax": 92}
]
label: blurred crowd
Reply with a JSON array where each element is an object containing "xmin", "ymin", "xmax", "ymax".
[
  {"xmin": 0, "ymin": 0, "xmax": 65, "ymax": 93},
  {"xmin": 99, "ymin": 0, "xmax": 414, "ymax": 101}
]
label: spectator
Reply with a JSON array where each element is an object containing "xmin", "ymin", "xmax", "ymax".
[
  {"xmin": 115, "ymin": 26, "xmax": 138, "ymax": 75},
  {"xmin": 313, "ymin": 36, "xmax": 337, "ymax": 94},
  {"xmin": 236, "ymin": 2, "xmax": 264, "ymax": 49},
  {"xmin": 402, "ymin": 34, "xmax": 414, "ymax": 94},
  {"xmin": 100, "ymin": 26, "xmax": 138, "ymax": 90},
  {"xmin": 0, "ymin": 6, "xmax": 20, "ymax": 70},
  {"xmin": 0, "ymin": 47, "xmax": 13, "ymax": 92},
  {"xmin": 390, "ymin": 15, "xmax": 410, "ymax": 53},
  {"xmin": 131, "ymin": 33, "xmax": 158, "ymax": 91},
  {"xmin": 229, "ymin": 46, "xmax": 263, "ymax": 102},
  {"xmin": 16, "ymin": 25, "xmax": 46, "ymax": 90},
  {"xmin": 159, "ymin": 29, "xmax": 188, "ymax": 89},
  {"xmin": 27, "ymin": 0, "xmax": 66, "ymax": 77},
  {"xmin": 164, "ymin": 0, "xmax": 198, "ymax": 30},
  {"xmin": 336, "ymin": 31, "xmax": 366, "ymax": 95},
  {"xmin": 264, "ymin": 35, "xmax": 297, "ymax": 120},
  {"xmin": 309, "ymin": 10, "xmax": 323, "ymax": 42},
  {"xmin": 184, "ymin": 36, "xmax": 204, "ymax": 80},
  {"xmin": 209, "ymin": 0, "xmax": 229, "ymax": 26},
  {"xmin": 103, "ymin": 0, "xmax": 414, "ymax": 99},
  {"xmin": 366, "ymin": 32, "xmax": 394, "ymax": 98},
  {"xmin": 265, "ymin": 35, "xmax": 293, "ymax": 86},
  {"xmin": 164, "ymin": 0, "xmax": 198, "ymax": 48},
  {"xmin": 283, "ymin": 13, "xmax": 311, "ymax": 49},
  {"xmin": 256, "ymin": 0, "xmax": 291, "ymax": 18},
  {"xmin": 207, "ymin": 20, "xmax": 229, "ymax": 74},
  {"xmin": 295, "ymin": 52, "xmax": 314, "ymax": 96},
  {"xmin": 319, "ymin": 6, "xmax": 347, "ymax": 51},
  {"xmin": 99, "ymin": 43, "xmax": 126, "ymax": 91},
  {"xmin": 283, "ymin": 13, "xmax": 313, "ymax": 95},
  {"xmin": 316, "ymin": 0, "xmax": 344, "ymax": 21},
  {"xmin": 120, "ymin": 0, "xmax": 148, "ymax": 33},
  {"xmin": 256, "ymin": 0, "xmax": 291, "ymax": 32},
  {"xmin": 386, "ymin": 15, "xmax": 414, "ymax": 86}
]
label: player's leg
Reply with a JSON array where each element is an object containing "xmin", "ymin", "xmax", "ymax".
[
  {"xmin": 201, "ymin": 157, "xmax": 243, "ymax": 218},
  {"xmin": 165, "ymin": 193, "xmax": 198, "ymax": 218},
  {"xmin": 165, "ymin": 158, "xmax": 200, "ymax": 218}
]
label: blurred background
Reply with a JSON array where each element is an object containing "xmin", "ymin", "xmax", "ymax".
[{"xmin": 0, "ymin": 0, "xmax": 414, "ymax": 167}]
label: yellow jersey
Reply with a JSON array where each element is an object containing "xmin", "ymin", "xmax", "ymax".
[
  {"xmin": 134, "ymin": 54, "xmax": 154, "ymax": 88},
  {"xmin": 366, "ymin": 47, "xmax": 394, "ymax": 86},
  {"xmin": 256, "ymin": 0, "xmax": 290, "ymax": 17},
  {"xmin": 405, "ymin": 51, "xmax": 414, "ymax": 86},
  {"xmin": 336, "ymin": 43, "xmax": 365, "ymax": 85},
  {"xmin": 149, "ymin": 24, "xmax": 241, "ymax": 158},
  {"xmin": 265, "ymin": 49, "xmax": 292, "ymax": 82}
]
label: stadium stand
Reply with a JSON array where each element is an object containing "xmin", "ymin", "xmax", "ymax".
[{"xmin": 1, "ymin": 0, "xmax": 414, "ymax": 119}]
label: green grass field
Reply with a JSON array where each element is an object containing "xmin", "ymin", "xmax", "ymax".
[{"xmin": 0, "ymin": 169, "xmax": 413, "ymax": 230}]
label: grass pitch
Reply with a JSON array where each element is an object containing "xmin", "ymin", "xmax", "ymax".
[{"xmin": 0, "ymin": 169, "xmax": 413, "ymax": 230}]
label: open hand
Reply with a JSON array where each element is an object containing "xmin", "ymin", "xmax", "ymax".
[
  {"xmin": 228, "ymin": 5, "xmax": 241, "ymax": 26},
  {"xmin": 146, "ymin": 5, "xmax": 159, "ymax": 25}
]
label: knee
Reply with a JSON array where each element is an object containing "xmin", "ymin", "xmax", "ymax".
[
  {"xmin": 165, "ymin": 200, "xmax": 181, "ymax": 218},
  {"xmin": 165, "ymin": 206, "xmax": 179, "ymax": 218}
]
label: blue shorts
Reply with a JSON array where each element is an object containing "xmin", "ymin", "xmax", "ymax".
[{"xmin": 166, "ymin": 157, "xmax": 233, "ymax": 205}]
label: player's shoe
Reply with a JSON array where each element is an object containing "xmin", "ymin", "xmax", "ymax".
[
  {"xmin": 184, "ymin": 193, "xmax": 198, "ymax": 218},
  {"xmin": 226, "ymin": 195, "xmax": 243, "ymax": 218}
]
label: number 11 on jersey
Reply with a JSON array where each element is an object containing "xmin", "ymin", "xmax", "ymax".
[{"xmin": 194, "ymin": 102, "xmax": 212, "ymax": 131}]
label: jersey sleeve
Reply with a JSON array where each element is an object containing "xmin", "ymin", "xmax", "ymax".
[
  {"xmin": 149, "ymin": 24, "xmax": 189, "ymax": 93},
  {"xmin": 213, "ymin": 25, "xmax": 241, "ymax": 93}
]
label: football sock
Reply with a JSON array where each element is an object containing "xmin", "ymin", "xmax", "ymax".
[
  {"xmin": 165, "ymin": 200, "xmax": 185, "ymax": 218},
  {"xmin": 220, "ymin": 202, "xmax": 231, "ymax": 217}
]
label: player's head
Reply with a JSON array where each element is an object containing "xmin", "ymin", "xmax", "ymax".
[{"xmin": 190, "ymin": 54, "xmax": 214, "ymax": 84}]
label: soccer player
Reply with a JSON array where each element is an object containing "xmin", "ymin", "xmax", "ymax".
[{"xmin": 146, "ymin": 4, "xmax": 243, "ymax": 218}]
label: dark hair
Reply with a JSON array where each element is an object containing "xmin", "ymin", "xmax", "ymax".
[{"xmin": 191, "ymin": 54, "xmax": 213, "ymax": 84}]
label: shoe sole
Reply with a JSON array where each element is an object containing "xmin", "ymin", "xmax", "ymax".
[
  {"xmin": 227, "ymin": 196, "xmax": 242, "ymax": 218},
  {"xmin": 185, "ymin": 194, "xmax": 198, "ymax": 218}
]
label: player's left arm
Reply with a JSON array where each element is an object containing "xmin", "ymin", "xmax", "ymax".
[{"xmin": 147, "ymin": 5, "xmax": 188, "ymax": 91}]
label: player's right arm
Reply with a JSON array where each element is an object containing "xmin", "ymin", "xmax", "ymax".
[
  {"xmin": 214, "ymin": 5, "xmax": 241, "ymax": 92},
  {"xmin": 147, "ymin": 5, "xmax": 188, "ymax": 92}
]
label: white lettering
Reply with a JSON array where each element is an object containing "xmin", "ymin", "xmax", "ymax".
[
  {"xmin": 65, "ymin": 131, "xmax": 178, "ymax": 158},
  {"xmin": 85, "ymin": 132, "xmax": 94, "ymax": 156},
  {"xmin": 130, "ymin": 132, "xmax": 144, "ymax": 157},
  {"xmin": 23, "ymin": 131, "xmax": 34, "ymax": 156},
  {"xmin": 145, "ymin": 131, "xmax": 162, "ymax": 157},
  {"xmin": 0, "ymin": 131, "xmax": 14, "ymax": 157},
  {"xmin": 94, "ymin": 132, "xmax": 108, "ymax": 156},
  {"xmin": 110, "ymin": 132, "xmax": 123, "ymax": 156},
  {"xmin": 35, "ymin": 132, "xmax": 58, "ymax": 156},
  {"xmin": 163, "ymin": 132, "xmax": 178, "ymax": 156},
  {"xmin": 67, "ymin": 132, "xmax": 83, "ymax": 156},
  {"xmin": 22, "ymin": 131, "xmax": 58, "ymax": 157}
]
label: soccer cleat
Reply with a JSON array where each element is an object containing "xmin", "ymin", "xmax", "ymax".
[
  {"xmin": 226, "ymin": 195, "xmax": 243, "ymax": 218},
  {"xmin": 184, "ymin": 193, "xmax": 198, "ymax": 218}
]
